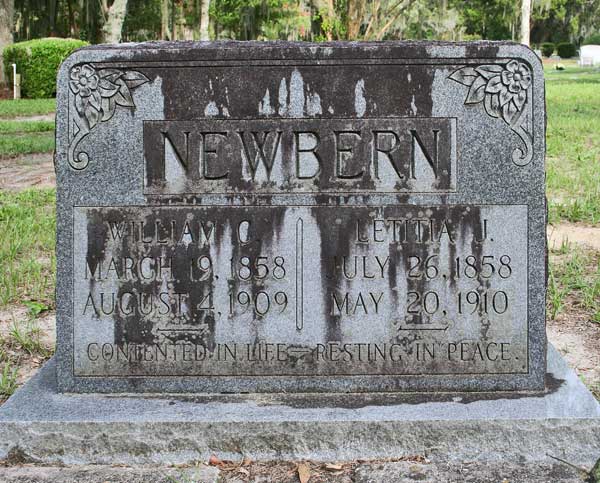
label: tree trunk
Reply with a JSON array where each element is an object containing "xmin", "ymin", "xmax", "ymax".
[
  {"xmin": 520, "ymin": 0, "xmax": 531, "ymax": 46},
  {"xmin": 374, "ymin": 0, "xmax": 409, "ymax": 40},
  {"xmin": 199, "ymin": 0, "xmax": 210, "ymax": 40},
  {"xmin": 192, "ymin": 0, "xmax": 200, "ymax": 39},
  {"xmin": 170, "ymin": 0, "xmax": 176, "ymax": 41},
  {"xmin": 67, "ymin": 0, "xmax": 77, "ymax": 37},
  {"xmin": 161, "ymin": 0, "xmax": 170, "ymax": 39},
  {"xmin": 325, "ymin": 0, "xmax": 334, "ymax": 40},
  {"xmin": 0, "ymin": 0, "xmax": 14, "ymax": 85},
  {"xmin": 102, "ymin": 0, "xmax": 128, "ymax": 44},
  {"xmin": 48, "ymin": 0, "xmax": 57, "ymax": 35},
  {"xmin": 346, "ymin": 0, "xmax": 364, "ymax": 40}
]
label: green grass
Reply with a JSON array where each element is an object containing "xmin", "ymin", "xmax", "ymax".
[
  {"xmin": 0, "ymin": 189, "xmax": 56, "ymax": 308},
  {"xmin": 0, "ymin": 132, "xmax": 55, "ymax": 157},
  {"xmin": 0, "ymin": 110, "xmax": 54, "ymax": 157},
  {"xmin": 0, "ymin": 303, "xmax": 53, "ymax": 403},
  {"xmin": 545, "ymin": 65, "xmax": 600, "ymax": 224},
  {"xmin": 548, "ymin": 248, "xmax": 600, "ymax": 323},
  {"xmin": 0, "ymin": 111, "xmax": 55, "ymax": 157},
  {"xmin": 0, "ymin": 361, "xmax": 18, "ymax": 400},
  {"xmin": 9, "ymin": 319, "xmax": 50, "ymax": 357},
  {"xmin": 0, "ymin": 114, "xmax": 55, "ymax": 158},
  {"xmin": 544, "ymin": 64, "xmax": 600, "ymax": 83},
  {"xmin": 0, "ymin": 120, "xmax": 55, "ymax": 133},
  {"xmin": 0, "ymin": 98, "xmax": 55, "ymax": 118}
]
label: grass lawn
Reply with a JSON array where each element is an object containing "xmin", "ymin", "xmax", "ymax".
[
  {"xmin": 548, "ymin": 242, "xmax": 600, "ymax": 324},
  {"xmin": 0, "ymin": 189, "xmax": 55, "ymax": 399},
  {"xmin": 0, "ymin": 132, "xmax": 55, "ymax": 158},
  {"xmin": 0, "ymin": 120, "xmax": 54, "ymax": 133},
  {"xmin": 0, "ymin": 189, "xmax": 56, "ymax": 307},
  {"xmin": 545, "ymin": 64, "xmax": 600, "ymax": 224},
  {"xmin": 0, "ymin": 98, "xmax": 55, "ymax": 118},
  {"xmin": 0, "ymin": 99, "xmax": 56, "ymax": 158}
]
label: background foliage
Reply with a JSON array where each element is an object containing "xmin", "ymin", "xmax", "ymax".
[
  {"xmin": 4, "ymin": 0, "xmax": 600, "ymax": 45},
  {"xmin": 557, "ymin": 41, "xmax": 577, "ymax": 57},
  {"xmin": 3, "ymin": 38, "xmax": 88, "ymax": 98}
]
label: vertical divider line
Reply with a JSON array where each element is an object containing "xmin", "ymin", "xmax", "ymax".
[{"xmin": 296, "ymin": 217, "xmax": 304, "ymax": 331}]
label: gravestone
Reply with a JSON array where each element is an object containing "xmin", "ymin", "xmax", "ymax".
[
  {"xmin": 54, "ymin": 41, "xmax": 546, "ymax": 393},
  {"xmin": 3, "ymin": 41, "xmax": 600, "ymax": 469},
  {"xmin": 580, "ymin": 44, "xmax": 600, "ymax": 66}
]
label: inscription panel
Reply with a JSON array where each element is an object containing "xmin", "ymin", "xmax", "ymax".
[
  {"xmin": 74, "ymin": 204, "xmax": 527, "ymax": 377},
  {"xmin": 144, "ymin": 118, "xmax": 457, "ymax": 194}
]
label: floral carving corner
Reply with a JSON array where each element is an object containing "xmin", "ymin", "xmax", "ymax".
[
  {"xmin": 68, "ymin": 64, "xmax": 149, "ymax": 170},
  {"xmin": 449, "ymin": 60, "xmax": 533, "ymax": 166}
]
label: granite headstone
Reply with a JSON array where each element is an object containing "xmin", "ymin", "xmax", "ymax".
[{"xmin": 54, "ymin": 41, "xmax": 546, "ymax": 393}]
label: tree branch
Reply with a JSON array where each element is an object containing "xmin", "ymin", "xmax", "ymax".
[{"xmin": 375, "ymin": 0, "xmax": 413, "ymax": 40}]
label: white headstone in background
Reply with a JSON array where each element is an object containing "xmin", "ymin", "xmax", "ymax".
[{"xmin": 580, "ymin": 45, "xmax": 600, "ymax": 66}]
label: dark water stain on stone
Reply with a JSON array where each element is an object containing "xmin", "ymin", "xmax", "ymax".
[
  {"xmin": 148, "ymin": 372, "xmax": 563, "ymax": 408},
  {"xmin": 312, "ymin": 205, "xmax": 360, "ymax": 342},
  {"xmin": 465, "ymin": 43, "xmax": 501, "ymax": 59},
  {"xmin": 225, "ymin": 206, "xmax": 287, "ymax": 344}
]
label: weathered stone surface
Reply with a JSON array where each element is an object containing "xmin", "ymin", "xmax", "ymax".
[
  {"xmin": 0, "ymin": 465, "xmax": 219, "ymax": 483},
  {"xmin": 353, "ymin": 461, "xmax": 586, "ymax": 483},
  {"xmin": 54, "ymin": 41, "xmax": 546, "ymax": 393},
  {"xmin": 1, "ymin": 346, "xmax": 598, "ymax": 466},
  {"xmin": 0, "ymin": 461, "xmax": 585, "ymax": 483}
]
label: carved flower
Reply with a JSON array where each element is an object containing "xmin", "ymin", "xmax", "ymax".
[
  {"xmin": 68, "ymin": 64, "xmax": 149, "ymax": 169},
  {"xmin": 449, "ymin": 61, "xmax": 532, "ymax": 126},
  {"xmin": 484, "ymin": 60, "xmax": 531, "ymax": 117},
  {"xmin": 502, "ymin": 60, "xmax": 532, "ymax": 93},
  {"xmin": 69, "ymin": 64, "xmax": 149, "ymax": 130},
  {"xmin": 448, "ymin": 60, "xmax": 534, "ymax": 167},
  {"xmin": 69, "ymin": 64, "xmax": 99, "ymax": 98}
]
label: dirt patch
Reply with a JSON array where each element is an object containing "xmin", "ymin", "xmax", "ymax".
[
  {"xmin": 548, "ymin": 222, "xmax": 600, "ymax": 251},
  {"xmin": 0, "ymin": 305, "xmax": 56, "ymax": 348},
  {"xmin": 213, "ymin": 457, "xmax": 424, "ymax": 483},
  {"xmin": 0, "ymin": 153, "xmax": 55, "ymax": 191},
  {"xmin": 206, "ymin": 457, "xmax": 589, "ymax": 483},
  {"xmin": 547, "ymin": 302, "xmax": 600, "ymax": 396},
  {"xmin": 547, "ymin": 241, "xmax": 600, "ymax": 398},
  {"xmin": 7, "ymin": 114, "xmax": 55, "ymax": 123}
]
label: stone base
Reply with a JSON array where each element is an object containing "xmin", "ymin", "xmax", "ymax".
[
  {"xmin": 0, "ymin": 461, "xmax": 588, "ymax": 483},
  {"xmin": 0, "ymin": 465, "xmax": 220, "ymax": 483},
  {"xmin": 1, "ymin": 345, "xmax": 599, "ymax": 467}
]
